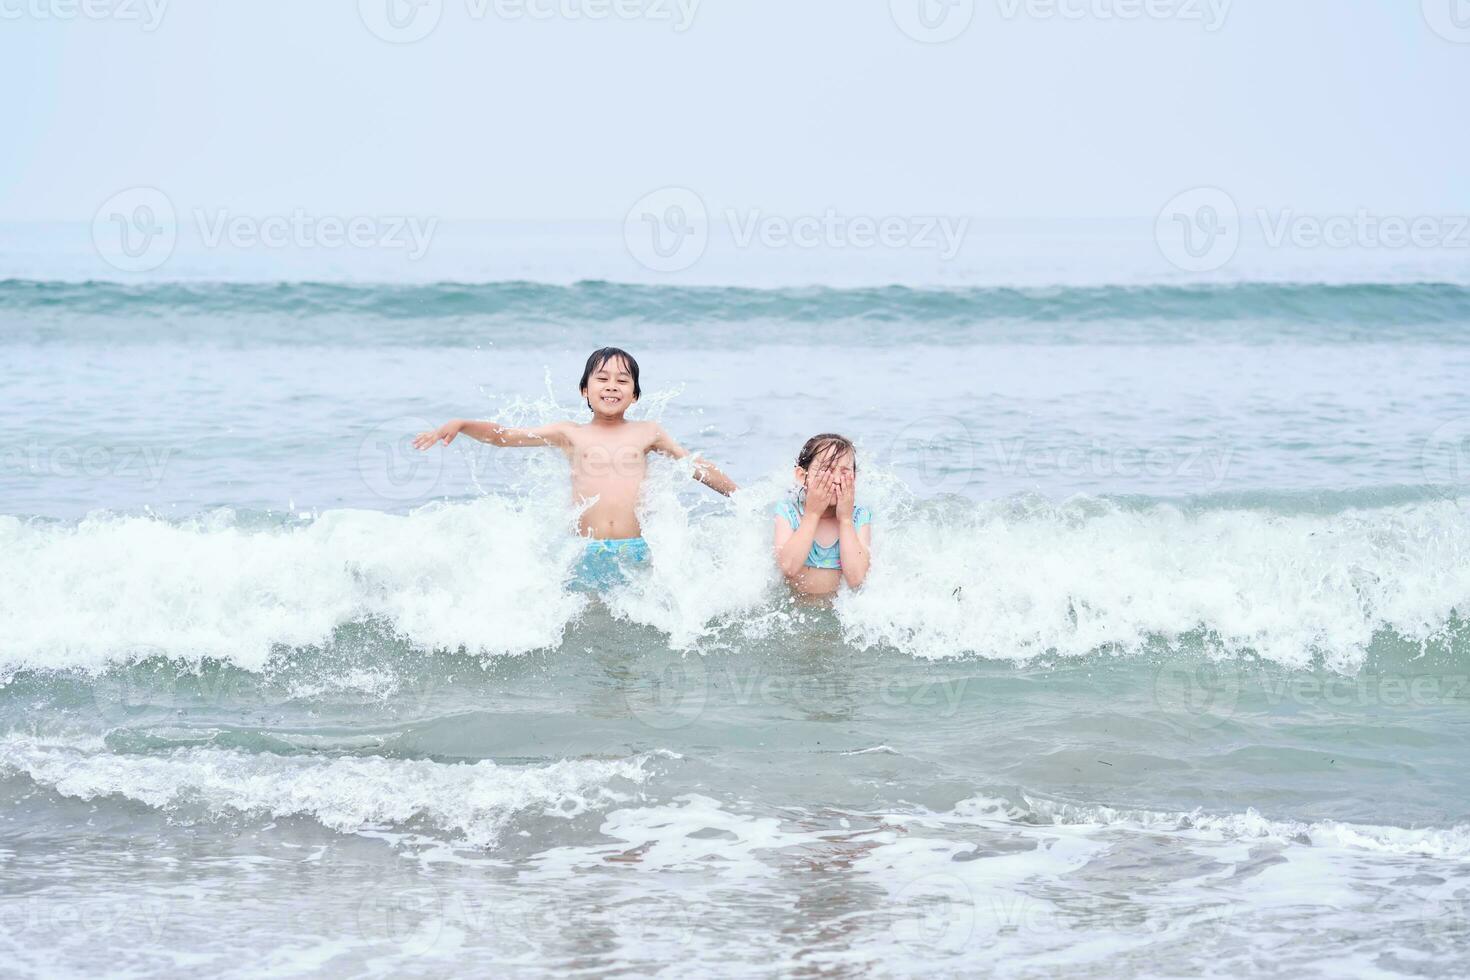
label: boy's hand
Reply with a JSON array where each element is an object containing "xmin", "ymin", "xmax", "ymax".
[{"xmin": 413, "ymin": 420, "xmax": 462, "ymax": 450}]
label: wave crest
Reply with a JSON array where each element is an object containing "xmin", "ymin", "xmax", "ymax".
[{"xmin": 2, "ymin": 494, "xmax": 1468, "ymax": 672}]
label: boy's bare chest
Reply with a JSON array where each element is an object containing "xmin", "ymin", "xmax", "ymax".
[{"xmin": 568, "ymin": 439, "xmax": 649, "ymax": 478}]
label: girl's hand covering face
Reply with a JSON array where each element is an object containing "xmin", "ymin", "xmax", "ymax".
[
  {"xmin": 805, "ymin": 466, "xmax": 836, "ymax": 511},
  {"xmin": 834, "ymin": 471, "xmax": 855, "ymax": 521}
]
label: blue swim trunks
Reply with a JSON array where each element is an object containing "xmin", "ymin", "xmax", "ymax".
[{"xmin": 574, "ymin": 536, "xmax": 650, "ymax": 590}]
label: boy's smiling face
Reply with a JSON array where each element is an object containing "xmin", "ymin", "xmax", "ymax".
[{"xmin": 583, "ymin": 354, "xmax": 638, "ymax": 419}]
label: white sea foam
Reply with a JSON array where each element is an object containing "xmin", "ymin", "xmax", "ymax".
[
  {"xmin": 531, "ymin": 793, "xmax": 823, "ymax": 881},
  {"xmin": 1009, "ymin": 794, "xmax": 1470, "ymax": 861},
  {"xmin": 836, "ymin": 791, "xmax": 1470, "ymax": 971},
  {"xmin": 842, "ymin": 745, "xmax": 900, "ymax": 756},
  {"xmin": 1, "ymin": 494, "xmax": 1468, "ymax": 672},
  {"xmin": 598, "ymin": 463, "xmax": 784, "ymax": 648},
  {"xmin": 0, "ymin": 497, "xmax": 587, "ymax": 673},
  {"xmin": 841, "ymin": 495, "xmax": 1470, "ymax": 667},
  {"xmin": 508, "ymin": 786, "xmax": 1470, "ymax": 974},
  {"xmin": 0, "ymin": 736, "xmax": 654, "ymax": 847}
]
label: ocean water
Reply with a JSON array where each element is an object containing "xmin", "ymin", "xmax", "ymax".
[{"xmin": 3, "ymin": 273, "xmax": 1470, "ymax": 977}]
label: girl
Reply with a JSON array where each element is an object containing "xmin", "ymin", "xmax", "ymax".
[{"xmin": 773, "ymin": 434, "xmax": 872, "ymax": 595}]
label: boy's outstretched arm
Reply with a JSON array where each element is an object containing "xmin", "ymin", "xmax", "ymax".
[
  {"xmin": 651, "ymin": 425, "xmax": 738, "ymax": 496},
  {"xmin": 413, "ymin": 419, "xmax": 572, "ymax": 450}
]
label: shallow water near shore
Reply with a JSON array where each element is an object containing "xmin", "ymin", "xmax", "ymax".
[{"xmin": 3, "ymin": 278, "xmax": 1470, "ymax": 976}]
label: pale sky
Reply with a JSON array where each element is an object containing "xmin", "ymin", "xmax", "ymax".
[{"xmin": 3, "ymin": 0, "xmax": 1467, "ymax": 222}]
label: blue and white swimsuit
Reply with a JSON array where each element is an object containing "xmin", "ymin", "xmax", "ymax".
[
  {"xmin": 775, "ymin": 500, "xmax": 872, "ymax": 569},
  {"xmin": 574, "ymin": 536, "xmax": 650, "ymax": 590}
]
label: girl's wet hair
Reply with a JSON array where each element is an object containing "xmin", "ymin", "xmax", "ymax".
[
  {"xmin": 796, "ymin": 433, "xmax": 856, "ymax": 473},
  {"xmin": 579, "ymin": 347, "xmax": 641, "ymax": 407}
]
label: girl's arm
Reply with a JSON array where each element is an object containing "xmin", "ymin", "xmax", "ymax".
[
  {"xmin": 836, "ymin": 520, "xmax": 872, "ymax": 589},
  {"xmin": 834, "ymin": 478, "xmax": 871, "ymax": 588},
  {"xmin": 775, "ymin": 510, "xmax": 825, "ymax": 579},
  {"xmin": 775, "ymin": 468, "xmax": 836, "ymax": 579},
  {"xmin": 651, "ymin": 424, "xmax": 738, "ymax": 495},
  {"xmin": 413, "ymin": 419, "xmax": 572, "ymax": 451}
]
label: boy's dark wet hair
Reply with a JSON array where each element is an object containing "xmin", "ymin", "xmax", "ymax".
[
  {"xmin": 796, "ymin": 433, "xmax": 856, "ymax": 473},
  {"xmin": 579, "ymin": 347, "xmax": 641, "ymax": 409}
]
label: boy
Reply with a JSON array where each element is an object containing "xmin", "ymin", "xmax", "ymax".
[{"xmin": 412, "ymin": 347, "xmax": 737, "ymax": 585}]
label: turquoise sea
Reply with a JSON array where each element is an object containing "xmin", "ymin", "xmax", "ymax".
[{"xmin": 3, "ymin": 274, "xmax": 1470, "ymax": 976}]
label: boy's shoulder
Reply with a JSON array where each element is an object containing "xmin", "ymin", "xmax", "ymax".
[
  {"xmin": 564, "ymin": 418, "xmax": 659, "ymax": 429},
  {"xmin": 626, "ymin": 419, "xmax": 664, "ymax": 445},
  {"xmin": 563, "ymin": 418, "xmax": 661, "ymax": 441}
]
